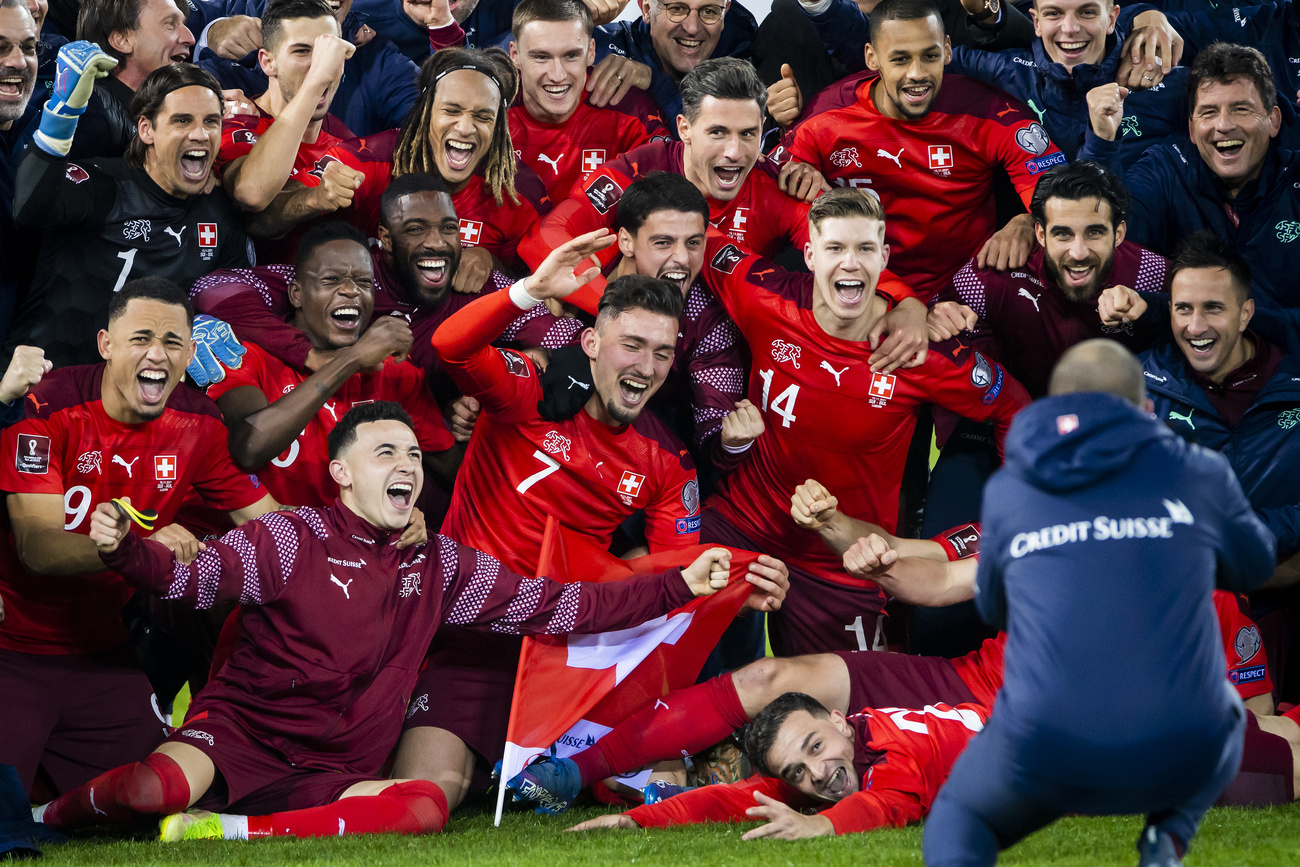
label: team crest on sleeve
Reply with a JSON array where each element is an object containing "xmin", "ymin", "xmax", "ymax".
[
  {"xmin": 710, "ymin": 244, "xmax": 744, "ymax": 274},
  {"xmin": 232, "ymin": 129, "xmax": 259, "ymax": 145},
  {"xmin": 585, "ymin": 174, "xmax": 624, "ymax": 214},
  {"xmin": 868, "ymin": 372, "xmax": 896, "ymax": 406},
  {"xmin": 459, "ymin": 219, "xmax": 483, "ymax": 246},
  {"xmin": 971, "ymin": 352, "xmax": 1005, "ymax": 404},
  {"xmin": 681, "ymin": 479, "xmax": 700, "ymax": 515},
  {"xmin": 496, "ymin": 348, "xmax": 530, "ymax": 377},
  {"xmin": 1235, "ymin": 625, "xmax": 1261, "ymax": 663},
  {"xmin": 307, "ymin": 154, "xmax": 340, "ymax": 180},
  {"xmin": 945, "ymin": 524, "xmax": 981, "ymax": 559},
  {"xmin": 1014, "ymin": 123, "xmax": 1051, "ymax": 156},
  {"xmin": 15, "ymin": 434, "xmax": 50, "ymax": 474},
  {"xmin": 64, "ymin": 163, "xmax": 90, "ymax": 184}
]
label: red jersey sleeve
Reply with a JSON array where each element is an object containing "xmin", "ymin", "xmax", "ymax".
[
  {"xmin": 205, "ymin": 338, "xmax": 271, "ymax": 402},
  {"xmin": 430, "ymin": 288, "xmax": 544, "ymax": 416},
  {"xmin": 914, "ymin": 341, "xmax": 1030, "ymax": 459},
  {"xmin": 625, "ymin": 776, "xmax": 806, "ymax": 828},
  {"xmin": 192, "ymin": 417, "xmax": 270, "ymax": 512},
  {"xmin": 0, "ymin": 415, "xmax": 66, "ymax": 495},
  {"xmin": 980, "ymin": 100, "xmax": 1065, "ymax": 204},
  {"xmin": 428, "ymin": 20, "xmax": 466, "ymax": 51},
  {"xmin": 1214, "ymin": 589, "xmax": 1274, "ymax": 699},
  {"xmin": 518, "ymin": 156, "xmax": 638, "ymax": 312},
  {"xmin": 643, "ymin": 451, "xmax": 700, "ymax": 550},
  {"xmin": 382, "ymin": 358, "xmax": 455, "ymax": 453},
  {"xmin": 216, "ymin": 114, "xmax": 267, "ymax": 177}
]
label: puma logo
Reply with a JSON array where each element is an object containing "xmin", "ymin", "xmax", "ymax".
[
  {"xmin": 753, "ymin": 269, "xmax": 774, "ymax": 279},
  {"xmin": 112, "ymin": 455, "xmax": 139, "ymax": 478},
  {"xmin": 820, "ymin": 360, "xmax": 849, "ymax": 386},
  {"xmin": 330, "ymin": 574, "xmax": 354, "ymax": 599},
  {"xmin": 876, "ymin": 146, "xmax": 904, "ymax": 168},
  {"xmin": 654, "ymin": 699, "xmax": 669, "ymax": 710},
  {"xmin": 1168, "ymin": 408, "xmax": 1196, "ymax": 429},
  {"xmin": 567, "ymin": 376, "xmax": 590, "ymax": 391},
  {"xmin": 996, "ymin": 103, "xmax": 1015, "ymax": 117},
  {"xmin": 536, "ymin": 153, "xmax": 563, "ymax": 173},
  {"xmin": 322, "ymin": 401, "xmax": 338, "ymax": 421},
  {"xmin": 1027, "ymin": 99, "xmax": 1047, "ymax": 124},
  {"xmin": 163, "ymin": 226, "xmax": 186, "ymax": 247},
  {"xmin": 1018, "ymin": 287, "xmax": 1041, "ymax": 312},
  {"xmin": 25, "ymin": 393, "xmax": 47, "ymax": 412}
]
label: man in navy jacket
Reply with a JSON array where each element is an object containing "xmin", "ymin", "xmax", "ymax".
[{"xmin": 923, "ymin": 339, "xmax": 1276, "ymax": 867}]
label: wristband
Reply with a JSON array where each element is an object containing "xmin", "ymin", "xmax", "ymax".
[
  {"xmin": 721, "ymin": 439, "xmax": 754, "ymax": 455},
  {"xmin": 509, "ymin": 278, "xmax": 544, "ymax": 310},
  {"xmin": 932, "ymin": 523, "xmax": 981, "ymax": 561}
]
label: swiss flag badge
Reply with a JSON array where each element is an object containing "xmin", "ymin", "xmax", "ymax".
[
  {"xmin": 581, "ymin": 149, "xmax": 606, "ymax": 173},
  {"xmin": 618, "ymin": 470, "xmax": 645, "ymax": 498},
  {"xmin": 198, "ymin": 223, "xmax": 218, "ymax": 248},
  {"xmin": 869, "ymin": 372, "xmax": 896, "ymax": 401},
  {"xmin": 459, "ymin": 219, "xmax": 483, "ymax": 246},
  {"xmin": 155, "ymin": 455, "xmax": 177, "ymax": 481}
]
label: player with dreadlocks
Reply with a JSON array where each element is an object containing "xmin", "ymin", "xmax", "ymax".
[{"xmin": 323, "ymin": 47, "xmax": 552, "ymax": 294}]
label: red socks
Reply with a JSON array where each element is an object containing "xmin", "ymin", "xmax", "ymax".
[
  {"xmin": 572, "ymin": 674, "xmax": 751, "ymax": 785},
  {"xmin": 40, "ymin": 753, "xmax": 191, "ymax": 830},
  {"xmin": 247, "ymin": 781, "xmax": 448, "ymax": 838}
]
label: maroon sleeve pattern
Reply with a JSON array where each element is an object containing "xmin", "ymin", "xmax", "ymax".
[
  {"xmin": 497, "ymin": 300, "xmax": 585, "ymax": 350},
  {"xmin": 189, "ymin": 266, "xmax": 312, "ymax": 370},
  {"xmin": 683, "ymin": 285, "xmax": 746, "ymax": 449}
]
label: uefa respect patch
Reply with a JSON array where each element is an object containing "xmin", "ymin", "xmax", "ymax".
[{"xmin": 1024, "ymin": 152, "xmax": 1067, "ymax": 175}]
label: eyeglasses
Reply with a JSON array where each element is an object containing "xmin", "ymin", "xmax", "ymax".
[{"xmin": 658, "ymin": 2, "xmax": 726, "ymax": 25}]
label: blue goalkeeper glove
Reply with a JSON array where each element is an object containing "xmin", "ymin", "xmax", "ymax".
[
  {"xmin": 35, "ymin": 41, "xmax": 118, "ymax": 156},
  {"xmin": 187, "ymin": 315, "xmax": 246, "ymax": 387}
]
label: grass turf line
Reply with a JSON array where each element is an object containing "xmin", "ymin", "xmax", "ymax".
[{"xmin": 32, "ymin": 802, "xmax": 1300, "ymax": 865}]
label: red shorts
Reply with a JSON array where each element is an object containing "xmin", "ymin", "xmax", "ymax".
[
  {"xmin": 401, "ymin": 627, "xmax": 521, "ymax": 766},
  {"xmin": 836, "ymin": 649, "xmax": 977, "ymax": 712},
  {"xmin": 701, "ymin": 510, "xmax": 885, "ymax": 657},
  {"xmin": 173, "ymin": 714, "xmax": 378, "ymax": 814},
  {"xmin": 0, "ymin": 647, "xmax": 165, "ymax": 797}
]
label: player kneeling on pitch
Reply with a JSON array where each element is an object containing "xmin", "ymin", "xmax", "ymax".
[{"xmin": 31, "ymin": 401, "xmax": 772, "ymax": 842}]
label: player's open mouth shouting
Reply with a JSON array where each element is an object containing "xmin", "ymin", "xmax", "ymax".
[
  {"xmin": 834, "ymin": 279, "xmax": 866, "ymax": 306},
  {"xmin": 713, "ymin": 163, "xmax": 744, "ymax": 193},
  {"xmin": 386, "ymin": 478, "xmax": 415, "ymax": 511},
  {"xmin": 445, "ymin": 137, "xmax": 477, "ymax": 174},
  {"xmin": 138, "ymin": 366, "xmax": 171, "ymax": 407},
  {"xmin": 179, "ymin": 146, "xmax": 213, "ymax": 184},
  {"xmin": 618, "ymin": 374, "xmax": 651, "ymax": 408},
  {"xmin": 414, "ymin": 253, "xmax": 452, "ymax": 291}
]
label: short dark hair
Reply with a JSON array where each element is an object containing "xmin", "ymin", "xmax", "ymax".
[
  {"xmin": 78, "ymin": 0, "xmax": 144, "ymax": 64},
  {"xmin": 1188, "ymin": 42, "xmax": 1276, "ymax": 117},
  {"xmin": 125, "ymin": 63, "xmax": 223, "ymax": 167},
  {"xmin": 296, "ymin": 221, "xmax": 370, "ymax": 269},
  {"xmin": 595, "ymin": 274, "xmax": 684, "ymax": 329},
  {"xmin": 512, "ymin": 0, "xmax": 593, "ymax": 40},
  {"xmin": 107, "ymin": 276, "xmax": 194, "ymax": 325},
  {"xmin": 868, "ymin": 0, "xmax": 945, "ymax": 43},
  {"xmin": 1169, "ymin": 230, "xmax": 1252, "ymax": 303},
  {"xmin": 615, "ymin": 172, "xmax": 710, "ymax": 236},
  {"xmin": 379, "ymin": 172, "xmax": 454, "ymax": 228},
  {"xmin": 745, "ymin": 693, "xmax": 832, "ymax": 779},
  {"xmin": 262, "ymin": 0, "xmax": 337, "ymax": 55},
  {"xmin": 680, "ymin": 57, "xmax": 767, "ymax": 124},
  {"xmin": 328, "ymin": 401, "xmax": 416, "ymax": 459},
  {"xmin": 1029, "ymin": 160, "xmax": 1130, "ymax": 229}
]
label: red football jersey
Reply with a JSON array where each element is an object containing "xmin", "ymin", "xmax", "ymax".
[
  {"xmin": 626, "ymin": 701, "xmax": 987, "ymax": 834},
  {"xmin": 325, "ymin": 128, "xmax": 552, "ymax": 266},
  {"xmin": 216, "ymin": 110, "xmax": 344, "ymax": 186},
  {"xmin": 519, "ymin": 139, "xmax": 812, "ymax": 308},
  {"xmin": 206, "ymin": 343, "xmax": 454, "ymax": 508},
  {"xmin": 701, "ymin": 234, "xmax": 1029, "ymax": 588},
  {"xmin": 508, "ymin": 88, "xmax": 671, "ymax": 202},
  {"xmin": 788, "ymin": 74, "xmax": 1064, "ymax": 301},
  {"xmin": 1215, "ymin": 589, "xmax": 1274, "ymax": 699},
  {"xmin": 433, "ymin": 290, "xmax": 700, "ymax": 575},
  {"xmin": 0, "ymin": 365, "xmax": 265, "ymax": 655}
]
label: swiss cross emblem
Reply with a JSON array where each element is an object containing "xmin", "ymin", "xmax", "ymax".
[
  {"xmin": 728, "ymin": 207, "xmax": 748, "ymax": 241},
  {"xmin": 928, "ymin": 145, "xmax": 953, "ymax": 170},
  {"xmin": 155, "ymin": 455, "xmax": 177, "ymax": 481},
  {"xmin": 198, "ymin": 223, "xmax": 218, "ymax": 247},
  {"xmin": 618, "ymin": 470, "xmax": 645, "ymax": 498},
  {"xmin": 459, "ymin": 219, "xmax": 483, "ymax": 246},
  {"xmin": 869, "ymin": 372, "xmax": 896, "ymax": 401},
  {"xmin": 582, "ymin": 149, "xmax": 605, "ymax": 173}
]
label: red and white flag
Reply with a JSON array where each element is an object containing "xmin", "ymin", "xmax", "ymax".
[{"xmin": 495, "ymin": 518, "xmax": 757, "ymax": 824}]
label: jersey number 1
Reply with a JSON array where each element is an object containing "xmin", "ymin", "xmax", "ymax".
[
  {"xmin": 758, "ymin": 369, "xmax": 799, "ymax": 428},
  {"xmin": 516, "ymin": 449, "xmax": 561, "ymax": 494}
]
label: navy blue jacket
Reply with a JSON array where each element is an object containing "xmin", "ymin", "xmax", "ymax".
[
  {"xmin": 594, "ymin": 2, "xmax": 761, "ymax": 121},
  {"xmin": 1141, "ymin": 339, "xmax": 1300, "ymax": 559},
  {"xmin": 947, "ymin": 35, "xmax": 1187, "ymax": 168},
  {"xmin": 351, "ymin": 0, "xmax": 515, "ymax": 61},
  {"xmin": 978, "ymin": 392, "xmax": 1274, "ymax": 781},
  {"xmin": 195, "ymin": 2, "xmax": 419, "ymax": 137},
  {"xmin": 1123, "ymin": 139, "xmax": 1300, "ymax": 316},
  {"xmin": 1165, "ymin": 2, "xmax": 1299, "ymax": 109}
]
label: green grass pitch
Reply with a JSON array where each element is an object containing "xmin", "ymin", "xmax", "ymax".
[{"xmin": 33, "ymin": 801, "xmax": 1300, "ymax": 865}]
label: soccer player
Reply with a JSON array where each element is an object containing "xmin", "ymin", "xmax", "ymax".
[
  {"xmin": 205, "ymin": 222, "xmax": 457, "ymax": 508},
  {"xmin": 189, "ymin": 172, "xmax": 582, "ymax": 385},
  {"xmin": 324, "ymin": 46, "xmax": 552, "ymax": 290},
  {"xmin": 66, "ymin": 0, "xmax": 195, "ymax": 158},
  {"xmin": 508, "ymin": 0, "xmax": 670, "ymax": 202},
  {"xmin": 32, "ymin": 400, "xmax": 762, "ymax": 840},
  {"xmin": 396, "ymin": 230, "xmax": 788, "ymax": 810},
  {"xmin": 8, "ymin": 56, "xmax": 253, "ymax": 369},
  {"xmin": 520, "ymin": 57, "xmax": 826, "ymax": 302},
  {"xmin": 929, "ymin": 160, "xmax": 1168, "ymax": 399},
  {"xmin": 696, "ymin": 188, "xmax": 1028, "ymax": 658},
  {"xmin": 922, "ymin": 340, "xmax": 1276, "ymax": 867},
  {"xmin": 215, "ymin": 0, "xmax": 360, "ymax": 244},
  {"xmin": 783, "ymin": 0, "xmax": 1066, "ymax": 301},
  {"xmin": 0, "ymin": 278, "xmax": 279, "ymax": 799}
]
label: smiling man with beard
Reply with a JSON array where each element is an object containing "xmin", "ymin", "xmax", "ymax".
[
  {"xmin": 927, "ymin": 160, "xmax": 1168, "ymax": 399},
  {"xmin": 8, "ymin": 57, "xmax": 253, "ymax": 371}
]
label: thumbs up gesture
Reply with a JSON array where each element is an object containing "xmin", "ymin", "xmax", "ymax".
[{"xmin": 766, "ymin": 63, "xmax": 802, "ymax": 129}]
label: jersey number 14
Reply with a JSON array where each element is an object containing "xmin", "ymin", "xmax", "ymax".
[{"xmin": 758, "ymin": 369, "xmax": 799, "ymax": 428}]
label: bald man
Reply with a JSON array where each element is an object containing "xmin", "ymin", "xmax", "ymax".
[{"xmin": 922, "ymin": 340, "xmax": 1277, "ymax": 867}]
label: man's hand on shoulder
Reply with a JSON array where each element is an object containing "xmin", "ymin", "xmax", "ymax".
[
  {"xmin": 207, "ymin": 16, "xmax": 263, "ymax": 60},
  {"xmin": 587, "ymin": 55, "xmax": 653, "ymax": 107},
  {"xmin": 776, "ymin": 160, "xmax": 829, "ymax": 203},
  {"xmin": 869, "ymin": 297, "xmax": 928, "ymax": 373},
  {"xmin": 976, "ymin": 213, "xmax": 1034, "ymax": 272},
  {"xmin": 742, "ymin": 792, "xmax": 836, "ymax": 840}
]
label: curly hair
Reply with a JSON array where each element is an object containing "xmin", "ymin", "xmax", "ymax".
[{"xmin": 394, "ymin": 48, "xmax": 520, "ymax": 206}]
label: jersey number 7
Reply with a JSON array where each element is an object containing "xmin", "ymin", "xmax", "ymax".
[{"xmin": 516, "ymin": 449, "xmax": 562, "ymax": 494}]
